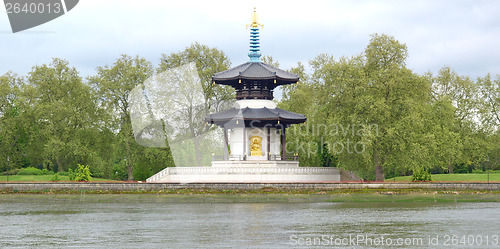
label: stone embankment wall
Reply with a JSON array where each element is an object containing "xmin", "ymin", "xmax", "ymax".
[{"xmin": 0, "ymin": 182, "xmax": 499, "ymax": 191}]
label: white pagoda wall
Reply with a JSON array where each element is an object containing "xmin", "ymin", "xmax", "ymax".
[
  {"xmin": 229, "ymin": 127, "xmax": 244, "ymax": 159},
  {"xmin": 229, "ymin": 127, "xmax": 281, "ymax": 160},
  {"xmin": 227, "ymin": 99, "xmax": 283, "ymax": 161}
]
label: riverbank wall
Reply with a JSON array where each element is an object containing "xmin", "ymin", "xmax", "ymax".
[{"xmin": 1, "ymin": 182, "xmax": 500, "ymax": 191}]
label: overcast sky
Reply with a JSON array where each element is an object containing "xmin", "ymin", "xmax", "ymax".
[{"xmin": 1, "ymin": 0, "xmax": 499, "ymax": 80}]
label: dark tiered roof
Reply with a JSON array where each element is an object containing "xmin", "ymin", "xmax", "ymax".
[
  {"xmin": 206, "ymin": 107, "xmax": 306, "ymax": 127},
  {"xmin": 206, "ymin": 9, "xmax": 305, "ymax": 127},
  {"xmin": 213, "ymin": 62, "xmax": 299, "ymax": 87}
]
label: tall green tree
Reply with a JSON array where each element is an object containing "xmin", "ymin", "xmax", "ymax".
[
  {"xmin": 281, "ymin": 34, "xmax": 432, "ymax": 180},
  {"xmin": 158, "ymin": 43, "xmax": 233, "ymax": 166},
  {"xmin": 430, "ymin": 67, "xmax": 485, "ymax": 173},
  {"xmin": 159, "ymin": 42, "xmax": 233, "ymax": 113},
  {"xmin": 478, "ymin": 74, "xmax": 500, "ymax": 131},
  {"xmin": 477, "ymin": 74, "xmax": 500, "ymax": 171},
  {"xmin": 0, "ymin": 72, "xmax": 25, "ymax": 171},
  {"xmin": 19, "ymin": 59, "xmax": 103, "ymax": 172},
  {"xmin": 361, "ymin": 34, "xmax": 432, "ymax": 181},
  {"xmin": 89, "ymin": 55, "xmax": 155, "ymax": 180}
]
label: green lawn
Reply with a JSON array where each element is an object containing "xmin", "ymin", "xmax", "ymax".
[
  {"xmin": 386, "ymin": 173, "xmax": 500, "ymax": 182},
  {"xmin": 0, "ymin": 175, "xmax": 117, "ymax": 182},
  {"xmin": 2, "ymin": 173, "xmax": 500, "ymax": 183}
]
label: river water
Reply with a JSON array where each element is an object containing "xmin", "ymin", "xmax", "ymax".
[{"xmin": 0, "ymin": 194, "xmax": 499, "ymax": 248}]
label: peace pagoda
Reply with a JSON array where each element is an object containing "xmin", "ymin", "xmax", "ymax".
[{"xmin": 147, "ymin": 9, "xmax": 361, "ymax": 183}]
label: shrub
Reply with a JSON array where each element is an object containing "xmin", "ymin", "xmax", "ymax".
[
  {"xmin": 112, "ymin": 161, "xmax": 128, "ymax": 180},
  {"xmin": 50, "ymin": 173, "xmax": 61, "ymax": 182},
  {"xmin": 472, "ymin": 169, "xmax": 485, "ymax": 174},
  {"xmin": 2, "ymin": 168, "xmax": 19, "ymax": 175},
  {"xmin": 17, "ymin": 167, "xmax": 53, "ymax": 175},
  {"xmin": 68, "ymin": 168, "xmax": 76, "ymax": 180},
  {"xmin": 412, "ymin": 167, "xmax": 432, "ymax": 182},
  {"xmin": 75, "ymin": 164, "xmax": 92, "ymax": 182},
  {"xmin": 453, "ymin": 162, "xmax": 475, "ymax": 173},
  {"xmin": 58, "ymin": 171, "xmax": 69, "ymax": 176},
  {"xmin": 41, "ymin": 168, "xmax": 53, "ymax": 175}
]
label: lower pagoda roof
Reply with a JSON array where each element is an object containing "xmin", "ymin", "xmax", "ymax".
[{"xmin": 206, "ymin": 107, "xmax": 306, "ymax": 127}]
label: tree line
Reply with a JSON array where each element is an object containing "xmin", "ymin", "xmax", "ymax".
[
  {"xmin": 280, "ymin": 34, "xmax": 500, "ymax": 180},
  {"xmin": 0, "ymin": 43, "xmax": 232, "ymax": 180},
  {"xmin": 1, "ymin": 35, "xmax": 499, "ymax": 181}
]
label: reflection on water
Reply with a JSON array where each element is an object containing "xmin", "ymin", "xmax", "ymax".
[{"xmin": 0, "ymin": 195, "xmax": 499, "ymax": 248}]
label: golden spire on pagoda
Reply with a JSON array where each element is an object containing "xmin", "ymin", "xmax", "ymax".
[{"xmin": 246, "ymin": 7, "xmax": 263, "ymax": 29}]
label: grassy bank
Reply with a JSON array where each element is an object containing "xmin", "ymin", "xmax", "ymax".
[
  {"xmin": 1, "ymin": 188, "xmax": 500, "ymax": 203},
  {"xmin": 0, "ymin": 175, "xmax": 116, "ymax": 182},
  {"xmin": 386, "ymin": 173, "xmax": 500, "ymax": 182},
  {"xmin": 1, "ymin": 192, "xmax": 499, "ymax": 203}
]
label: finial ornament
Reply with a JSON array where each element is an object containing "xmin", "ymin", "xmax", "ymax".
[
  {"xmin": 246, "ymin": 7, "xmax": 264, "ymax": 29},
  {"xmin": 247, "ymin": 7, "xmax": 263, "ymax": 62}
]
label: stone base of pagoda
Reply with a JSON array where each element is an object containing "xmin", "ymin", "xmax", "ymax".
[
  {"xmin": 146, "ymin": 165, "xmax": 363, "ymax": 183},
  {"xmin": 211, "ymin": 160, "xmax": 299, "ymax": 168}
]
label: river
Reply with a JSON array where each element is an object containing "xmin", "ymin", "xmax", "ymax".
[{"xmin": 1, "ymin": 194, "xmax": 499, "ymax": 248}]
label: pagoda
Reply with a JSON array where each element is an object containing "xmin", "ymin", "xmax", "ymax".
[
  {"xmin": 206, "ymin": 8, "xmax": 306, "ymax": 165},
  {"xmin": 146, "ymin": 8, "xmax": 362, "ymax": 183}
]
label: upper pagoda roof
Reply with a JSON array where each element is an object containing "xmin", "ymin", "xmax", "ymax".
[{"xmin": 212, "ymin": 61, "xmax": 299, "ymax": 86}]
